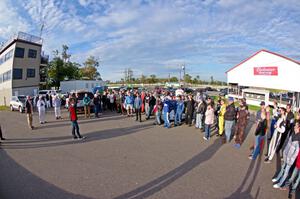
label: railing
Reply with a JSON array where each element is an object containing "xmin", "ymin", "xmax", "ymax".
[{"xmin": 0, "ymin": 32, "xmax": 43, "ymax": 52}]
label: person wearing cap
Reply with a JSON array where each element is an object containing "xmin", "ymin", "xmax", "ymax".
[
  {"xmin": 37, "ymin": 96, "xmax": 46, "ymax": 124},
  {"xmin": 224, "ymin": 97, "xmax": 236, "ymax": 143},
  {"xmin": 25, "ymin": 96, "xmax": 34, "ymax": 130},
  {"xmin": 234, "ymin": 102, "xmax": 248, "ymax": 148},
  {"xmin": 265, "ymin": 107, "xmax": 286, "ymax": 163}
]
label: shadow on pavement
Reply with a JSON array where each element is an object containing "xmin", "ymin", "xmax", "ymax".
[
  {"xmin": 0, "ymin": 123, "xmax": 153, "ymax": 149},
  {"xmin": 224, "ymin": 156, "xmax": 262, "ymax": 199},
  {"xmin": 114, "ymin": 138, "xmax": 223, "ymax": 199},
  {"xmin": 36, "ymin": 115, "xmax": 125, "ymax": 130},
  {"xmin": 0, "ymin": 150, "xmax": 91, "ymax": 199}
]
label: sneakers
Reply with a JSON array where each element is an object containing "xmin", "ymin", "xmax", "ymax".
[
  {"xmin": 203, "ymin": 136, "xmax": 208, "ymax": 141},
  {"xmin": 264, "ymin": 158, "xmax": 271, "ymax": 163},
  {"xmin": 78, "ymin": 136, "xmax": 86, "ymax": 140},
  {"xmin": 248, "ymin": 156, "xmax": 253, "ymax": 160},
  {"xmin": 272, "ymin": 178, "xmax": 278, "ymax": 182},
  {"xmin": 273, "ymin": 184, "xmax": 281, "ymax": 189}
]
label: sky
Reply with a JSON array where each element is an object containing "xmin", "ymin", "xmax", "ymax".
[{"xmin": 1, "ymin": 0, "xmax": 300, "ymax": 81}]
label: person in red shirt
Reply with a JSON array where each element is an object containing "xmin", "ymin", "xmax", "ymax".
[{"xmin": 69, "ymin": 98, "xmax": 85, "ymax": 140}]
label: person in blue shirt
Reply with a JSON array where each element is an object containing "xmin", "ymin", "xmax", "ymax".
[
  {"xmin": 134, "ymin": 93, "xmax": 142, "ymax": 122},
  {"xmin": 175, "ymin": 96, "xmax": 185, "ymax": 126},
  {"xmin": 163, "ymin": 97, "xmax": 171, "ymax": 128},
  {"xmin": 125, "ymin": 92, "xmax": 134, "ymax": 117}
]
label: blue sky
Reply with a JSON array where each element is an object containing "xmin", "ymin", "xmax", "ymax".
[{"xmin": 1, "ymin": 0, "xmax": 300, "ymax": 81}]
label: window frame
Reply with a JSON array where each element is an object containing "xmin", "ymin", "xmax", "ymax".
[
  {"xmin": 15, "ymin": 47, "xmax": 25, "ymax": 58},
  {"xmin": 28, "ymin": 49, "xmax": 37, "ymax": 58},
  {"xmin": 13, "ymin": 68, "xmax": 23, "ymax": 80},
  {"xmin": 27, "ymin": 68, "xmax": 36, "ymax": 78}
]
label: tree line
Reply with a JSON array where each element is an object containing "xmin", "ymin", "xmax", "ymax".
[
  {"xmin": 116, "ymin": 73, "xmax": 225, "ymax": 86},
  {"xmin": 46, "ymin": 45, "xmax": 100, "ymax": 88}
]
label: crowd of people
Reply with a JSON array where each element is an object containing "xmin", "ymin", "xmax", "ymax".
[{"xmin": 0, "ymin": 87, "xmax": 299, "ymax": 197}]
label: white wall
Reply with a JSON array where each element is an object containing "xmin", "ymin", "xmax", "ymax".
[{"xmin": 227, "ymin": 51, "xmax": 300, "ymax": 92}]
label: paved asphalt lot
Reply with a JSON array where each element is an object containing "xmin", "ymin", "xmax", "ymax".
[{"xmin": 0, "ymin": 109, "xmax": 298, "ymax": 199}]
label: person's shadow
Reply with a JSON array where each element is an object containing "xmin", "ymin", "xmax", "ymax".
[
  {"xmin": 114, "ymin": 138, "xmax": 223, "ymax": 199},
  {"xmin": 224, "ymin": 156, "xmax": 263, "ymax": 199},
  {"xmin": 0, "ymin": 123, "xmax": 153, "ymax": 149}
]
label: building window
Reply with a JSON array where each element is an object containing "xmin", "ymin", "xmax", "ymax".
[
  {"xmin": 4, "ymin": 50, "xmax": 13, "ymax": 61},
  {"xmin": 28, "ymin": 49, "xmax": 37, "ymax": 58},
  {"xmin": 15, "ymin": 47, "xmax": 25, "ymax": 58},
  {"xmin": 13, "ymin": 68, "xmax": 23, "ymax": 80},
  {"xmin": 27, "ymin": 68, "xmax": 35, "ymax": 78},
  {"xmin": 3, "ymin": 70, "xmax": 11, "ymax": 82}
]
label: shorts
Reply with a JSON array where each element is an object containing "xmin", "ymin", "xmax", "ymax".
[{"xmin": 126, "ymin": 104, "xmax": 133, "ymax": 110}]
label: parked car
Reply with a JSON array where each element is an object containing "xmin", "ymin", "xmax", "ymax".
[
  {"xmin": 10, "ymin": 95, "xmax": 26, "ymax": 113},
  {"xmin": 219, "ymin": 88, "xmax": 228, "ymax": 96}
]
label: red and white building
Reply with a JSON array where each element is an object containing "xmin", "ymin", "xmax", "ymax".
[{"xmin": 226, "ymin": 49, "xmax": 300, "ymax": 108}]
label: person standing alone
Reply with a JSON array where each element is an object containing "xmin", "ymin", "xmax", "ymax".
[{"xmin": 69, "ymin": 98, "xmax": 85, "ymax": 140}]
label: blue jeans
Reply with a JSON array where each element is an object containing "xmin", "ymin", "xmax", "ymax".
[
  {"xmin": 156, "ymin": 112, "xmax": 161, "ymax": 125},
  {"xmin": 163, "ymin": 112, "xmax": 170, "ymax": 128},
  {"xmin": 252, "ymin": 135, "xmax": 265, "ymax": 160},
  {"xmin": 174, "ymin": 111, "xmax": 182, "ymax": 125},
  {"xmin": 274, "ymin": 162, "xmax": 292, "ymax": 186},
  {"xmin": 71, "ymin": 121, "xmax": 81, "ymax": 138},
  {"xmin": 287, "ymin": 167, "xmax": 300, "ymax": 190},
  {"xmin": 205, "ymin": 124, "xmax": 211, "ymax": 139},
  {"xmin": 225, "ymin": 120, "xmax": 234, "ymax": 142}
]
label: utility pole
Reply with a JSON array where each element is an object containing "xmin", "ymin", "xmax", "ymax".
[{"xmin": 182, "ymin": 64, "xmax": 186, "ymax": 88}]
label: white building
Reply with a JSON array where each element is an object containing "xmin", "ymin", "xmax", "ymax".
[
  {"xmin": 0, "ymin": 32, "xmax": 45, "ymax": 106},
  {"xmin": 226, "ymin": 49, "xmax": 300, "ymax": 107},
  {"xmin": 60, "ymin": 80, "xmax": 106, "ymax": 93}
]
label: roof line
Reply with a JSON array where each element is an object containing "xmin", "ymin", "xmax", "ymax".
[{"xmin": 225, "ymin": 49, "xmax": 300, "ymax": 73}]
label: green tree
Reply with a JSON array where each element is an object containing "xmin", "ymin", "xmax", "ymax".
[
  {"xmin": 184, "ymin": 74, "xmax": 192, "ymax": 84},
  {"xmin": 80, "ymin": 56, "xmax": 101, "ymax": 80},
  {"xmin": 148, "ymin": 74, "xmax": 158, "ymax": 84},
  {"xmin": 170, "ymin": 76, "xmax": 178, "ymax": 82},
  {"xmin": 61, "ymin": 45, "xmax": 71, "ymax": 63}
]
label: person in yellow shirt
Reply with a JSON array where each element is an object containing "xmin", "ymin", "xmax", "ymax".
[{"xmin": 218, "ymin": 99, "xmax": 226, "ymax": 136}]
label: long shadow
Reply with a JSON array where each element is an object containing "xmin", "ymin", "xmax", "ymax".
[
  {"xmin": 0, "ymin": 150, "xmax": 91, "ymax": 199},
  {"xmin": 0, "ymin": 123, "xmax": 153, "ymax": 149},
  {"xmin": 36, "ymin": 115, "xmax": 126, "ymax": 130},
  {"xmin": 224, "ymin": 156, "xmax": 263, "ymax": 199},
  {"xmin": 114, "ymin": 138, "xmax": 223, "ymax": 199}
]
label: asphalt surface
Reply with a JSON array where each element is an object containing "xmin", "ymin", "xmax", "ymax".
[{"xmin": 0, "ymin": 109, "xmax": 298, "ymax": 199}]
